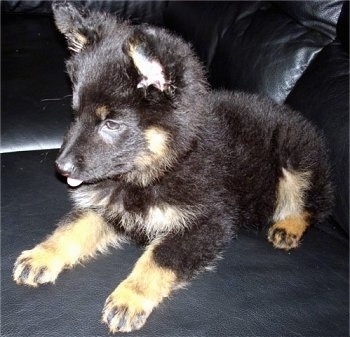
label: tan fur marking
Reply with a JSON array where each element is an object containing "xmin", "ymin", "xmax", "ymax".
[
  {"xmin": 13, "ymin": 212, "xmax": 120, "ymax": 286},
  {"xmin": 102, "ymin": 242, "xmax": 177, "ymax": 332},
  {"xmin": 126, "ymin": 127, "xmax": 175, "ymax": 186},
  {"xmin": 268, "ymin": 213, "xmax": 310, "ymax": 250},
  {"xmin": 273, "ymin": 168, "xmax": 311, "ymax": 222},
  {"xmin": 75, "ymin": 32, "xmax": 87, "ymax": 45},
  {"xmin": 96, "ymin": 105, "xmax": 109, "ymax": 120},
  {"xmin": 141, "ymin": 127, "xmax": 169, "ymax": 163},
  {"xmin": 69, "ymin": 32, "xmax": 88, "ymax": 53},
  {"xmin": 40, "ymin": 211, "xmax": 118, "ymax": 263}
]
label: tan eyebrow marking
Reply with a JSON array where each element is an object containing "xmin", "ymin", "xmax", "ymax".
[{"xmin": 96, "ymin": 106, "xmax": 109, "ymax": 120}]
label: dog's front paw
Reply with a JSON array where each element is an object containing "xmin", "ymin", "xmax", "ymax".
[
  {"xmin": 102, "ymin": 281, "xmax": 154, "ymax": 333},
  {"xmin": 13, "ymin": 246, "xmax": 65, "ymax": 287}
]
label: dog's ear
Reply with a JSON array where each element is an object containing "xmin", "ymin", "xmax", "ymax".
[
  {"xmin": 126, "ymin": 29, "xmax": 169, "ymax": 92},
  {"xmin": 52, "ymin": 1, "xmax": 105, "ymax": 53}
]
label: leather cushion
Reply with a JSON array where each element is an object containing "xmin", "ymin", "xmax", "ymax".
[
  {"xmin": 208, "ymin": 2, "xmax": 334, "ymax": 103},
  {"xmin": 1, "ymin": 15, "xmax": 72, "ymax": 153},
  {"xmin": 164, "ymin": 1, "xmax": 343, "ymax": 104},
  {"xmin": 2, "ymin": 150, "xmax": 349, "ymax": 337},
  {"xmin": 2, "ymin": 0, "xmax": 168, "ymax": 25},
  {"xmin": 337, "ymin": 1, "xmax": 349, "ymax": 52},
  {"xmin": 274, "ymin": 0, "xmax": 343, "ymax": 38},
  {"xmin": 286, "ymin": 40, "xmax": 349, "ymax": 235}
]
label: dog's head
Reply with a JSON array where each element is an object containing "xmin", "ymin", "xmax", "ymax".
[{"xmin": 52, "ymin": 1, "xmax": 208, "ymax": 187}]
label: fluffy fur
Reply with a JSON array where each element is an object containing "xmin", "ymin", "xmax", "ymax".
[{"xmin": 13, "ymin": 1, "xmax": 333, "ymax": 333}]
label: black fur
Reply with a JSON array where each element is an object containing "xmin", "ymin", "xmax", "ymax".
[
  {"xmin": 51, "ymin": 1, "xmax": 333, "ymax": 276},
  {"xmin": 13, "ymin": 1, "xmax": 333, "ymax": 331}
]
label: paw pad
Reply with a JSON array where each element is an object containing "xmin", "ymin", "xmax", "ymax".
[{"xmin": 268, "ymin": 227, "xmax": 300, "ymax": 250}]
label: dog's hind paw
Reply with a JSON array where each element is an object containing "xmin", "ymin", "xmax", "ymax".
[
  {"xmin": 268, "ymin": 227, "xmax": 300, "ymax": 250},
  {"xmin": 267, "ymin": 214, "xmax": 310, "ymax": 251},
  {"xmin": 13, "ymin": 246, "xmax": 65, "ymax": 287}
]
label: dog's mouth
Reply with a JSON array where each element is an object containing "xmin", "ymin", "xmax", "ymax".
[
  {"xmin": 67, "ymin": 177, "xmax": 84, "ymax": 187},
  {"xmin": 64, "ymin": 163, "xmax": 133, "ymax": 188}
]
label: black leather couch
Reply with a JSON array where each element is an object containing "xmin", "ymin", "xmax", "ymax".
[{"xmin": 2, "ymin": 1, "xmax": 349, "ymax": 336}]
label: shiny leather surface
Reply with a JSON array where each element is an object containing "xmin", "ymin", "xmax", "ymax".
[
  {"xmin": 286, "ymin": 40, "xmax": 349, "ymax": 235},
  {"xmin": 2, "ymin": 1, "xmax": 349, "ymax": 336},
  {"xmin": 1, "ymin": 15, "xmax": 72, "ymax": 153},
  {"xmin": 2, "ymin": 151, "xmax": 348, "ymax": 337}
]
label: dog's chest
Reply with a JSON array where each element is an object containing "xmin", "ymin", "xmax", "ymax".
[{"xmin": 71, "ymin": 184, "xmax": 195, "ymax": 238}]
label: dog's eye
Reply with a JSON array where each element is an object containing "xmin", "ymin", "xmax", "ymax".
[{"xmin": 104, "ymin": 120, "xmax": 120, "ymax": 131}]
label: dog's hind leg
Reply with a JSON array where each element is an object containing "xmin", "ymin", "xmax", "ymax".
[
  {"xmin": 267, "ymin": 168, "xmax": 312, "ymax": 250},
  {"xmin": 13, "ymin": 210, "xmax": 119, "ymax": 287}
]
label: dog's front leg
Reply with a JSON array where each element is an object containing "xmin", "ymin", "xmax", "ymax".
[
  {"xmin": 102, "ymin": 220, "xmax": 229, "ymax": 333},
  {"xmin": 13, "ymin": 210, "xmax": 119, "ymax": 287}
]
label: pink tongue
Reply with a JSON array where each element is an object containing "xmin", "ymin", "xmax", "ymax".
[{"xmin": 67, "ymin": 177, "xmax": 83, "ymax": 187}]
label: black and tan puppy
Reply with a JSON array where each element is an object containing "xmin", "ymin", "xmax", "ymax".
[{"xmin": 13, "ymin": 1, "xmax": 333, "ymax": 333}]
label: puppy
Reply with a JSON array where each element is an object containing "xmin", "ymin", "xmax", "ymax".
[{"xmin": 13, "ymin": 1, "xmax": 333, "ymax": 333}]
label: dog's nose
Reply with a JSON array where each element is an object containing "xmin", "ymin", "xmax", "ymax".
[{"xmin": 55, "ymin": 158, "xmax": 75, "ymax": 177}]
